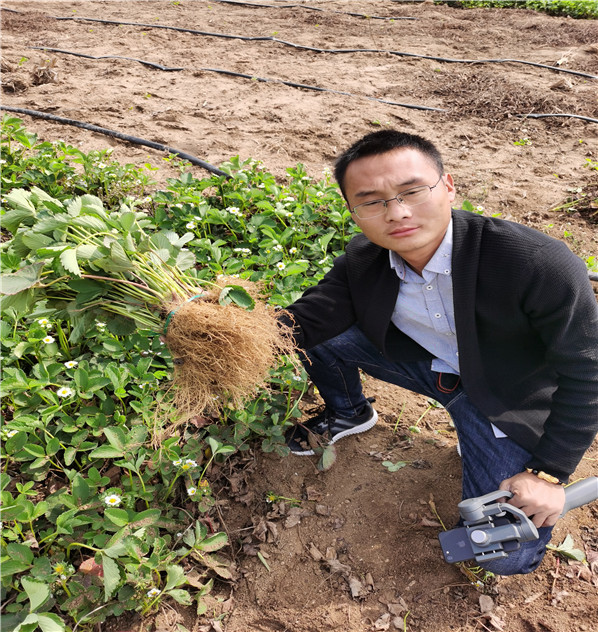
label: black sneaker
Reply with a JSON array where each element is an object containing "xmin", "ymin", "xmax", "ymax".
[{"xmin": 285, "ymin": 398, "xmax": 378, "ymax": 456}]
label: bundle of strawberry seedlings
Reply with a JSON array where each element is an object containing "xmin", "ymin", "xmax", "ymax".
[{"xmin": 0, "ymin": 187, "xmax": 297, "ymax": 419}]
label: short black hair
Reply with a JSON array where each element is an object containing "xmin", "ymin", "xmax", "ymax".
[{"xmin": 334, "ymin": 130, "xmax": 444, "ymax": 200}]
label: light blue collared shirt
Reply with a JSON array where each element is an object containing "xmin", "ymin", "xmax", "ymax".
[
  {"xmin": 389, "ymin": 218, "xmax": 460, "ymax": 375},
  {"xmin": 388, "ymin": 220, "xmax": 508, "ymax": 440}
]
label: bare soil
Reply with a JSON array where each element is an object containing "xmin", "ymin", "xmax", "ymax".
[{"xmin": 2, "ymin": 2, "xmax": 598, "ymax": 631}]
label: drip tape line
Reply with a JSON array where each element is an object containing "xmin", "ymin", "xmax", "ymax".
[
  {"xmin": 1, "ymin": 3, "xmax": 417, "ymax": 22},
  {"xmin": 207, "ymin": 0, "xmax": 418, "ymax": 20},
  {"xmin": 516, "ymin": 113, "xmax": 598, "ymax": 124},
  {"xmin": 5, "ymin": 8, "xmax": 596, "ymax": 79},
  {"xmin": 16, "ymin": 47, "xmax": 598, "ymax": 122},
  {"xmin": 25, "ymin": 47, "xmax": 446, "ymax": 112},
  {"xmin": 199, "ymin": 67, "xmax": 446, "ymax": 111},
  {"xmin": 44, "ymin": 15, "xmax": 597, "ymax": 81},
  {"xmin": 31, "ymin": 47, "xmax": 184, "ymax": 71},
  {"xmin": 0, "ymin": 105, "xmax": 230, "ymax": 178}
]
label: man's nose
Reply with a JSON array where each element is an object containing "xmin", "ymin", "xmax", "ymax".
[{"xmin": 385, "ymin": 197, "xmax": 412, "ymax": 220}]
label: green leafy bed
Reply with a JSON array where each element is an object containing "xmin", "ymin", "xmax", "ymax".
[{"xmin": 0, "ymin": 115, "xmax": 360, "ymax": 631}]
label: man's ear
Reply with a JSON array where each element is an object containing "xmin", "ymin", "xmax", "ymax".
[{"xmin": 444, "ymin": 173, "xmax": 456, "ymax": 203}]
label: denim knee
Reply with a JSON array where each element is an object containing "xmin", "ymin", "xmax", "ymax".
[{"xmin": 477, "ymin": 528, "xmax": 552, "ymax": 576}]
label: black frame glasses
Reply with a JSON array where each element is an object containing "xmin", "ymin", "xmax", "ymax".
[{"xmin": 351, "ymin": 174, "xmax": 444, "ymax": 219}]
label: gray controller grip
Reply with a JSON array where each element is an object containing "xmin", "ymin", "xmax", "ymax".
[{"xmin": 561, "ymin": 477, "xmax": 598, "ymax": 517}]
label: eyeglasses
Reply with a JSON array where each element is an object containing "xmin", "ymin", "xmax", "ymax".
[{"xmin": 351, "ymin": 174, "xmax": 444, "ymax": 219}]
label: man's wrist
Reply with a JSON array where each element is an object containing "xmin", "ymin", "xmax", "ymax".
[{"xmin": 525, "ymin": 468, "xmax": 565, "ymax": 485}]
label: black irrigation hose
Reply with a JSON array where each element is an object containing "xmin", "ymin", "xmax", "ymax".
[
  {"xmin": 200, "ymin": 67, "xmax": 446, "ymax": 111},
  {"xmin": 208, "ymin": 0, "xmax": 418, "ymax": 20},
  {"xmin": 28, "ymin": 46, "xmax": 445, "ymax": 112},
  {"xmin": 23, "ymin": 47, "xmax": 598, "ymax": 123},
  {"xmin": 0, "ymin": 105, "xmax": 230, "ymax": 178},
  {"xmin": 4, "ymin": 8, "xmax": 595, "ymax": 80},
  {"xmin": 517, "ymin": 113, "xmax": 598, "ymax": 124},
  {"xmin": 31, "ymin": 47, "xmax": 184, "ymax": 72},
  {"xmin": 589, "ymin": 272, "xmax": 598, "ymax": 282},
  {"xmin": 49, "ymin": 15, "xmax": 598, "ymax": 81}
]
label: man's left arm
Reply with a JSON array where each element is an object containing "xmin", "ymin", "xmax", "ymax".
[{"xmin": 502, "ymin": 240, "xmax": 598, "ymax": 526}]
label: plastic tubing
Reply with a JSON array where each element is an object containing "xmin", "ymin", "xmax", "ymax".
[
  {"xmin": 206, "ymin": 0, "xmax": 418, "ymax": 20},
  {"xmin": 31, "ymin": 47, "xmax": 184, "ymax": 71},
  {"xmin": 24, "ymin": 47, "xmax": 446, "ymax": 112},
  {"xmin": 21, "ymin": 47, "xmax": 598, "ymax": 122},
  {"xmin": 517, "ymin": 113, "xmax": 598, "ymax": 124},
  {"xmin": 0, "ymin": 105, "xmax": 230, "ymax": 178},
  {"xmin": 50, "ymin": 15, "xmax": 598, "ymax": 81},
  {"xmin": 201, "ymin": 67, "xmax": 446, "ymax": 111}
]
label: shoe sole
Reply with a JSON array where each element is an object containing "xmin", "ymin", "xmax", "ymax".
[{"xmin": 290, "ymin": 410, "xmax": 379, "ymax": 456}]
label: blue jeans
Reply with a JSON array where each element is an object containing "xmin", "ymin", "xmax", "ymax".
[{"xmin": 303, "ymin": 325, "xmax": 553, "ymax": 575}]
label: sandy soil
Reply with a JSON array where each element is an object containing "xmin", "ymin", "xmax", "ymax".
[{"xmin": 2, "ymin": 1, "xmax": 598, "ymax": 631}]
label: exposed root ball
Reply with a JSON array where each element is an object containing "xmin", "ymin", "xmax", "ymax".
[{"xmin": 163, "ymin": 296, "xmax": 297, "ymax": 420}]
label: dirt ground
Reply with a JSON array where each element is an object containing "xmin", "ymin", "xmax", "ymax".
[{"xmin": 2, "ymin": 1, "xmax": 598, "ymax": 631}]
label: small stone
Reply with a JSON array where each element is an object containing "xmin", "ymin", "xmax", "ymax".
[{"xmin": 479, "ymin": 594, "xmax": 494, "ymax": 614}]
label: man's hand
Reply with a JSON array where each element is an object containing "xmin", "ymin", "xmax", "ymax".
[{"xmin": 498, "ymin": 471, "xmax": 565, "ymax": 528}]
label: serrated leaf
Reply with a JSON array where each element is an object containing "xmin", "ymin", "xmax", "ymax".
[
  {"xmin": 122, "ymin": 535, "xmax": 145, "ymax": 561},
  {"xmin": 34, "ymin": 215, "xmax": 71, "ymax": 234},
  {"xmin": 31, "ymin": 186, "xmax": 59, "ymax": 204},
  {"xmin": 80, "ymin": 194, "xmax": 105, "ymax": 212},
  {"xmin": 72, "ymin": 215, "xmax": 108, "ymax": 231},
  {"xmin": 197, "ymin": 532, "xmax": 228, "ymax": 553},
  {"xmin": 13, "ymin": 613, "xmax": 41, "ymax": 632},
  {"xmin": 21, "ymin": 577, "xmax": 50, "ymax": 613},
  {"xmin": 109, "ymin": 241, "xmax": 134, "ymax": 272},
  {"xmin": 101, "ymin": 555, "xmax": 121, "ymax": 601},
  {"xmin": 21, "ymin": 232, "xmax": 54, "ymax": 251},
  {"xmin": 76, "ymin": 244, "xmax": 101, "ymax": 261},
  {"xmin": 65, "ymin": 196, "xmax": 82, "ymax": 217},
  {"xmin": 150, "ymin": 232, "xmax": 175, "ymax": 251},
  {"xmin": 118, "ymin": 212, "xmax": 136, "ymax": 232},
  {"xmin": 69, "ymin": 278, "xmax": 104, "ymax": 304},
  {"xmin": 317, "ymin": 444, "xmax": 337, "ymax": 472},
  {"xmin": 7, "ymin": 542, "xmax": 34, "ymax": 565},
  {"xmin": 382, "ymin": 460, "xmax": 408, "ymax": 472},
  {"xmin": 127, "ymin": 508, "xmax": 161, "ymax": 529},
  {"xmin": 176, "ymin": 250, "xmax": 196, "ymax": 270},
  {"xmin": 165, "ymin": 565, "xmax": 186, "ymax": 590},
  {"xmin": 60, "ymin": 249, "xmax": 81, "ymax": 277},
  {"xmin": 0, "ymin": 472, "xmax": 11, "ymax": 491},
  {"xmin": 0, "ymin": 559, "xmax": 32, "ymax": 578},
  {"xmin": 36, "ymin": 613, "xmax": 65, "ymax": 632},
  {"xmin": 36, "ymin": 245, "xmax": 68, "ymax": 257},
  {"xmin": 103, "ymin": 426, "xmax": 127, "ymax": 451},
  {"xmin": 149, "ymin": 249, "xmax": 172, "ymax": 266},
  {"xmin": 89, "ymin": 445, "xmax": 124, "ymax": 459},
  {"xmin": 218, "ymin": 285, "xmax": 255, "ymax": 310},
  {"xmin": 164, "ymin": 231, "xmax": 194, "ymax": 248},
  {"xmin": 0, "ymin": 262, "xmax": 44, "ymax": 295},
  {"xmin": 167, "ymin": 589, "xmax": 193, "ymax": 606},
  {"xmin": 71, "ymin": 473, "xmax": 91, "ymax": 503},
  {"xmin": 3, "ymin": 190, "xmax": 36, "ymax": 232},
  {"xmin": 281, "ymin": 261, "xmax": 309, "ymax": 276},
  {"xmin": 104, "ymin": 508, "xmax": 130, "ymax": 527}
]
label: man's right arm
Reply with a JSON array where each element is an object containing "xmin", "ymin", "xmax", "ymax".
[{"xmin": 279, "ymin": 254, "xmax": 357, "ymax": 351}]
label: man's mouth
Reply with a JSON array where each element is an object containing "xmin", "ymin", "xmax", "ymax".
[{"xmin": 388, "ymin": 226, "xmax": 419, "ymax": 237}]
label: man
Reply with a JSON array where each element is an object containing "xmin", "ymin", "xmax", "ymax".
[{"xmin": 281, "ymin": 130, "xmax": 598, "ymax": 575}]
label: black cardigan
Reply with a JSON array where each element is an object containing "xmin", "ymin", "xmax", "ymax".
[{"xmin": 284, "ymin": 209, "xmax": 598, "ymax": 482}]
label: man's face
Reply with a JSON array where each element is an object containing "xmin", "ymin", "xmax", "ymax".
[{"xmin": 343, "ymin": 148, "xmax": 456, "ymax": 273}]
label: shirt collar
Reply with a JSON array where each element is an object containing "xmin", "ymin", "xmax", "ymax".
[{"xmin": 389, "ymin": 218, "xmax": 453, "ymax": 280}]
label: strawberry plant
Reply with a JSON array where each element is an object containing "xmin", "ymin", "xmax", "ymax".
[{"xmin": 0, "ymin": 117, "xmax": 359, "ymax": 630}]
